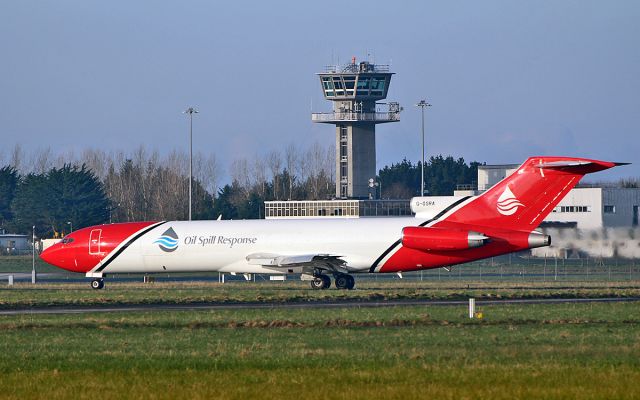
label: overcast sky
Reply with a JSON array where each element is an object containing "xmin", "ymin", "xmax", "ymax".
[{"xmin": 1, "ymin": 1, "xmax": 638, "ymax": 183}]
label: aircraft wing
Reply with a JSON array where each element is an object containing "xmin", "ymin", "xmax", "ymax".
[{"xmin": 245, "ymin": 252, "xmax": 347, "ymax": 272}]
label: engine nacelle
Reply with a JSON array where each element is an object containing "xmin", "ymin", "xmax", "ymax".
[{"xmin": 401, "ymin": 227, "xmax": 489, "ymax": 252}]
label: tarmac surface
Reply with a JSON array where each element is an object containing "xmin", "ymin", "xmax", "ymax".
[{"xmin": 1, "ymin": 297, "xmax": 638, "ymax": 315}]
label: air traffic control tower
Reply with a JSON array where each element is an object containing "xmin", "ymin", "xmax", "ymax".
[{"xmin": 312, "ymin": 58, "xmax": 401, "ymax": 199}]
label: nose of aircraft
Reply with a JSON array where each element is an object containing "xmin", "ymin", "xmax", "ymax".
[{"xmin": 40, "ymin": 242, "xmax": 76, "ymax": 271}]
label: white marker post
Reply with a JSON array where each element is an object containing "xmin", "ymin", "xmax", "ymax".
[
  {"xmin": 469, "ymin": 298, "xmax": 475, "ymax": 319},
  {"xmin": 31, "ymin": 225, "xmax": 36, "ymax": 284}
]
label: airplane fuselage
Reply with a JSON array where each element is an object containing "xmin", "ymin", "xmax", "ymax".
[{"xmin": 106, "ymin": 218, "xmax": 411, "ymax": 275}]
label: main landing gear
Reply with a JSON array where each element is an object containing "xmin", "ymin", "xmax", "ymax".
[
  {"xmin": 310, "ymin": 273, "xmax": 355, "ymax": 290},
  {"xmin": 90, "ymin": 278, "xmax": 105, "ymax": 290}
]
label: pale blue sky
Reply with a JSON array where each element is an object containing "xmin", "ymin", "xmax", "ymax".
[{"xmin": 1, "ymin": 1, "xmax": 638, "ymax": 182}]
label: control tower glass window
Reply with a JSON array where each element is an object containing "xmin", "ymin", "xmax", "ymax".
[
  {"xmin": 322, "ymin": 77, "xmax": 334, "ymax": 97},
  {"xmin": 343, "ymin": 75, "xmax": 356, "ymax": 96},
  {"xmin": 332, "ymin": 77, "xmax": 344, "ymax": 96},
  {"xmin": 356, "ymin": 77, "xmax": 370, "ymax": 96},
  {"xmin": 370, "ymin": 77, "xmax": 386, "ymax": 96}
]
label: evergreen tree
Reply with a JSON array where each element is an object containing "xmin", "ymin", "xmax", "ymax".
[
  {"xmin": 237, "ymin": 191, "xmax": 264, "ymax": 219},
  {"xmin": 212, "ymin": 185, "xmax": 239, "ymax": 220},
  {"xmin": 378, "ymin": 155, "xmax": 480, "ymax": 198},
  {"xmin": 192, "ymin": 179, "xmax": 216, "ymax": 220},
  {"xmin": 0, "ymin": 166, "xmax": 18, "ymax": 228},
  {"xmin": 11, "ymin": 165, "xmax": 110, "ymax": 237}
]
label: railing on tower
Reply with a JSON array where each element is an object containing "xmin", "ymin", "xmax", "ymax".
[
  {"xmin": 311, "ymin": 111, "xmax": 400, "ymax": 123},
  {"xmin": 322, "ymin": 63, "xmax": 391, "ymax": 74}
]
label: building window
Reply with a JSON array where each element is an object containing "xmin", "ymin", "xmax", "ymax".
[
  {"xmin": 604, "ymin": 205, "xmax": 616, "ymax": 214},
  {"xmin": 355, "ymin": 77, "xmax": 370, "ymax": 96},
  {"xmin": 340, "ymin": 184, "xmax": 348, "ymax": 198},
  {"xmin": 553, "ymin": 205, "xmax": 591, "ymax": 213},
  {"xmin": 370, "ymin": 76, "xmax": 386, "ymax": 96},
  {"xmin": 343, "ymin": 76, "xmax": 356, "ymax": 89}
]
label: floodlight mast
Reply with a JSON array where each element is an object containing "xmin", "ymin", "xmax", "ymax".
[
  {"xmin": 183, "ymin": 107, "xmax": 199, "ymax": 221},
  {"xmin": 415, "ymin": 100, "xmax": 431, "ymax": 196}
]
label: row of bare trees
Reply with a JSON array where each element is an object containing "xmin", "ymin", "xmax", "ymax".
[
  {"xmin": 0, "ymin": 142, "xmax": 335, "ymax": 222},
  {"xmin": 229, "ymin": 142, "xmax": 335, "ymax": 202}
]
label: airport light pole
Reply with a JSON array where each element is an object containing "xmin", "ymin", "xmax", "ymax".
[
  {"xmin": 416, "ymin": 100, "xmax": 431, "ymax": 196},
  {"xmin": 67, "ymin": 221, "xmax": 73, "ymax": 233},
  {"xmin": 183, "ymin": 107, "xmax": 199, "ymax": 221},
  {"xmin": 368, "ymin": 178, "xmax": 382, "ymax": 199}
]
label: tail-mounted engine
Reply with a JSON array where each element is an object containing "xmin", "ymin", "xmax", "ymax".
[{"xmin": 401, "ymin": 227, "xmax": 489, "ymax": 252}]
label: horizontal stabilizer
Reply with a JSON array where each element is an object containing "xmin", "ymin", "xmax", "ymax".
[{"xmin": 534, "ymin": 158, "xmax": 625, "ymax": 174}]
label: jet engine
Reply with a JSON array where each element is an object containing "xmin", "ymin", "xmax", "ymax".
[{"xmin": 401, "ymin": 227, "xmax": 489, "ymax": 252}]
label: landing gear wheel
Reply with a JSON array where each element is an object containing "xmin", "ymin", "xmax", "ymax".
[
  {"xmin": 90, "ymin": 278, "xmax": 104, "ymax": 290},
  {"xmin": 310, "ymin": 275, "xmax": 331, "ymax": 290},
  {"xmin": 346, "ymin": 275, "xmax": 355, "ymax": 290},
  {"xmin": 335, "ymin": 274, "xmax": 349, "ymax": 290},
  {"xmin": 335, "ymin": 274, "xmax": 355, "ymax": 290}
]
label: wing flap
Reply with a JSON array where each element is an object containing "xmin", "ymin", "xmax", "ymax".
[{"xmin": 245, "ymin": 252, "xmax": 346, "ymax": 270}]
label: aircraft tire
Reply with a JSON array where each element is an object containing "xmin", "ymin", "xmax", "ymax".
[
  {"xmin": 346, "ymin": 275, "xmax": 355, "ymax": 290},
  {"xmin": 335, "ymin": 274, "xmax": 349, "ymax": 290},
  {"xmin": 91, "ymin": 279, "xmax": 104, "ymax": 290},
  {"xmin": 310, "ymin": 275, "xmax": 331, "ymax": 290}
]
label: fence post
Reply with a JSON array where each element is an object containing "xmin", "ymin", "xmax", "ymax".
[{"xmin": 469, "ymin": 298, "xmax": 475, "ymax": 319}]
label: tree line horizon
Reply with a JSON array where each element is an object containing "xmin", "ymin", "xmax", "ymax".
[{"xmin": 2, "ymin": 143, "xmax": 635, "ymax": 238}]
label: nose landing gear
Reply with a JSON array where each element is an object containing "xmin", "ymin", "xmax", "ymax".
[{"xmin": 90, "ymin": 278, "xmax": 104, "ymax": 290}]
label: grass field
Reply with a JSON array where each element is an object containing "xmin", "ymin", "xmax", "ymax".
[
  {"xmin": 1, "ymin": 300, "xmax": 639, "ymax": 399},
  {"xmin": 1, "ymin": 255, "xmax": 640, "ymax": 399},
  {"xmin": 1, "ymin": 280, "xmax": 640, "ymax": 309},
  {"xmin": 2, "ymin": 254, "xmax": 640, "ymax": 280}
]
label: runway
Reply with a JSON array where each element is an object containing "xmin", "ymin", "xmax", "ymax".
[{"xmin": 1, "ymin": 297, "xmax": 638, "ymax": 315}]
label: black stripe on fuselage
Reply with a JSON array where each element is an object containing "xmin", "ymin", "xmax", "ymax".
[
  {"xmin": 368, "ymin": 196, "xmax": 472, "ymax": 273},
  {"xmin": 95, "ymin": 221, "xmax": 167, "ymax": 273}
]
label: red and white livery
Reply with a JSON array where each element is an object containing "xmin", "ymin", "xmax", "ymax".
[{"xmin": 40, "ymin": 156, "xmax": 624, "ymax": 289}]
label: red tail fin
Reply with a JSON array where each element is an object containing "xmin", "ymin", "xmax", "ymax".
[{"xmin": 443, "ymin": 157, "xmax": 620, "ymax": 231}]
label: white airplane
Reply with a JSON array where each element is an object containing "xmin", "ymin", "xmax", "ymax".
[{"xmin": 40, "ymin": 156, "xmax": 624, "ymax": 289}]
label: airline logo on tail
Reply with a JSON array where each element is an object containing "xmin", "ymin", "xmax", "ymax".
[
  {"xmin": 153, "ymin": 228, "xmax": 179, "ymax": 252},
  {"xmin": 497, "ymin": 186, "xmax": 524, "ymax": 216}
]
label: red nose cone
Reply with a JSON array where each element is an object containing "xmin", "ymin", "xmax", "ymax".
[
  {"xmin": 39, "ymin": 246, "xmax": 54, "ymax": 265},
  {"xmin": 40, "ymin": 222, "xmax": 159, "ymax": 274},
  {"xmin": 40, "ymin": 242, "xmax": 77, "ymax": 271}
]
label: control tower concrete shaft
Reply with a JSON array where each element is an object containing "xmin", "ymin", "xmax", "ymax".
[{"xmin": 312, "ymin": 59, "xmax": 401, "ymax": 199}]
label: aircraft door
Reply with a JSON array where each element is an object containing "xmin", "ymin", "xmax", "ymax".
[{"xmin": 89, "ymin": 229, "xmax": 102, "ymax": 255}]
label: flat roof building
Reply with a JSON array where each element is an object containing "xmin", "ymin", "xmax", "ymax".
[
  {"xmin": 265, "ymin": 199, "xmax": 411, "ymax": 219},
  {"xmin": 0, "ymin": 234, "xmax": 30, "ymax": 255}
]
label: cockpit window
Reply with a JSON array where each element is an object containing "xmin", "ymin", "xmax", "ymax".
[{"xmin": 61, "ymin": 237, "xmax": 74, "ymax": 244}]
